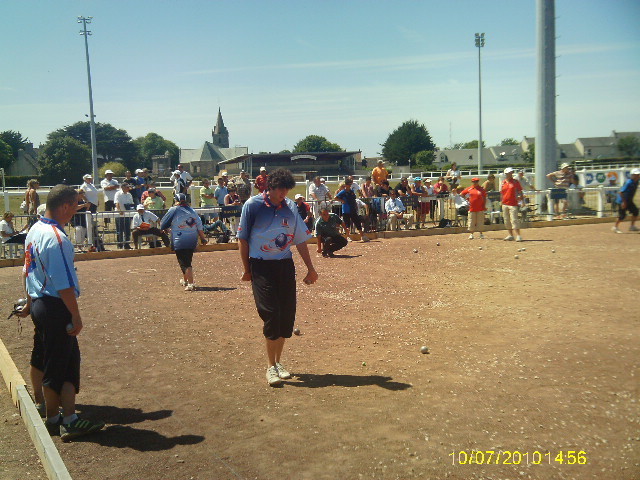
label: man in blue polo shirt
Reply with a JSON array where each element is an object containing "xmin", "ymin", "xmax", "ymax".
[
  {"xmin": 18, "ymin": 184, "xmax": 104, "ymax": 441},
  {"xmin": 238, "ymin": 168, "xmax": 318, "ymax": 386},
  {"xmin": 612, "ymin": 168, "xmax": 639, "ymax": 233}
]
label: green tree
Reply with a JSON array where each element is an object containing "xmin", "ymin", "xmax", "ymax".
[
  {"xmin": 521, "ymin": 144, "xmax": 535, "ymax": 164},
  {"xmin": 292, "ymin": 135, "xmax": 342, "ymax": 153},
  {"xmin": 0, "ymin": 130, "xmax": 30, "ymax": 163},
  {"xmin": 414, "ymin": 150, "xmax": 435, "ymax": 168},
  {"xmin": 48, "ymin": 121, "xmax": 136, "ymax": 168},
  {"xmin": 133, "ymin": 132, "xmax": 179, "ymax": 168},
  {"xmin": 99, "ymin": 161, "xmax": 127, "ymax": 178},
  {"xmin": 39, "ymin": 137, "xmax": 91, "ymax": 184},
  {"xmin": 617, "ymin": 136, "xmax": 640, "ymax": 158},
  {"xmin": 453, "ymin": 140, "xmax": 486, "ymax": 149},
  {"xmin": 500, "ymin": 137, "xmax": 519, "ymax": 146},
  {"xmin": 381, "ymin": 120, "xmax": 435, "ymax": 166},
  {"xmin": 0, "ymin": 139, "xmax": 14, "ymax": 170}
]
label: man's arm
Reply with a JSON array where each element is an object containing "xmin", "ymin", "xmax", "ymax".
[
  {"xmin": 59, "ymin": 287, "xmax": 82, "ymax": 336},
  {"xmin": 295, "ymin": 242, "xmax": 318, "ymax": 285},
  {"xmin": 239, "ymin": 239, "xmax": 251, "ymax": 281},
  {"xmin": 316, "ymin": 235, "xmax": 323, "ymax": 253}
]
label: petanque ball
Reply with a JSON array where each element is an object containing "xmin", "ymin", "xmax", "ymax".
[
  {"xmin": 413, "ymin": 249, "xmax": 418, "ymax": 253},
  {"xmin": 436, "ymin": 242, "xmax": 440, "ymax": 246},
  {"xmin": 420, "ymin": 346, "xmax": 430, "ymax": 354},
  {"xmin": 293, "ymin": 328, "xmax": 301, "ymax": 336}
]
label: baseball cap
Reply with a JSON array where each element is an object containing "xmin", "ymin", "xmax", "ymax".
[
  {"xmin": 240, "ymin": 169, "xmax": 246, "ymax": 174},
  {"xmin": 471, "ymin": 177, "xmax": 480, "ymax": 182},
  {"xmin": 414, "ymin": 177, "xmax": 422, "ymax": 182},
  {"xmin": 136, "ymin": 204, "xmax": 145, "ymax": 211},
  {"xmin": 320, "ymin": 177, "xmax": 326, "ymax": 182},
  {"xmin": 105, "ymin": 169, "xmax": 114, "ymax": 174},
  {"xmin": 294, "ymin": 194, "xmax": 304, "ymax": 200},
  {"xmin": 83, "ymin": 173, "xmax": 92, "ymax": 179},
  {"xmin": 220, "ymin": 170, "xmax": 228, "ymax": 176},
  {"xmin": 504, "ymin": 167, "xmax": 515, "ymax": 174},
  {"xmin": 173, "ymin": 170, "xmax": 181, "ymax": 175},
  {"xmin": 148, "ymin": 188, "xmax": 156, "ymax": 193},
  {"xmin": 631, "ymin": 168, "xmax": 640, "ymax": 175},
  {"xmin": 135, "ymin": 169, "xmax": 143, "ymax": 173},
  {"xmin": 177, "ymin": 164, "xmax": 183, "ymax": 168},
  {"xmin": 175, "ymin": 193, "xmax": 188, "ymax": 204},
  {"xmin": 561, "ymin": 162, "xmax": 570, "ymax": 169},
  {"xmin": 260, "ymin": 166, "xmax": 267, "ymax": 171}
]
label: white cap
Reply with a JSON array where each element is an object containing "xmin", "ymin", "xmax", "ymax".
[
  {"xmin": 294, "ymin": 194, "xmax": 304, "ymax": 200},
  {"xmin": 631, "ymin": 168, "xmax": 640, "ymax": 175},
  {"xmin": 260, "ymin": 166, "xmax": 267, "ymax": 171},
  {"xmin": 83, "ymin": 173, "xmax": 92, "ymax": 179},
  {"xmin": 173, "ymin": 170, "xmax": 181, "ymax": 175},
  {"xmin": 135, "ymin": 169, "xmax": 143, "ymax": 173},
  {"xmin": 136, "ymin": 204, "xmax": 145, "ymax": 210},
  {"xmin": 105, "ymin": 169, "xmax": 114, "ymax": 174},
  {"xmin": 220, "ymin": 170, "xmax": 228, "ymax": 176},
  {"xmin": 320, "ymin": 177, "xmax": 326, "ymax": 182},
  {"xmin": 504, "ymin": 167, "xmax": 515, "ymax": 174},
  {"xmin": 560, "ymin": 162, "xmax": 570, "ymax": 169}
]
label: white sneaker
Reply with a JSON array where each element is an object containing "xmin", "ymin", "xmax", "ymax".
[
  {"xmin": 468, "ymin": 234, "xmax": 474, "ymax": 240},
  {"xmin": 612, "ymin": 226, "xmax": 622, "ymax": 234},
  {"xmin": 479, "ymin": 233, "xmax": 485, "ymax": 239},
  {"xmin": 275, "ymin": 362, "xmax": 291, "ymax": 379},
  {"xmin": 266, "ymin": 366, "xmax": 281, "ymax": 386},
  {"xmin": 185, "ymin": 284, "xmax": 196, "ymax": 291},
  {"xmin": 629, "ymin": 225, "xmax": 639, "ymax": 232},
  {"xmin": 180, "ymin": 279, "xmax": 187, "ymax": 286},
  {"xmin": 503, "ymin": 235, "xmax": 514, "ymax": 241},
  {"xmin": 515, "ymin": 236, "xmax": 523, "ymax": 242}
]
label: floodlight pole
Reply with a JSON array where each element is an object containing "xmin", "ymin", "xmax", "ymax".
[
  {"xmin": 475, "ymin": 33, "xmax": 485, "ymax": 174},
  {"xmin": 78, "ymin": 16, "xmax": 98, "ymax": 180}
]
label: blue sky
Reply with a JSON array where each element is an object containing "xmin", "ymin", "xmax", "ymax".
[{"xmin": 1, "ymin": 0, "xmax": 639, "ymax": 158}]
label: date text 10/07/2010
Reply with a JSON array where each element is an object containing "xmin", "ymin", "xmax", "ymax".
[{"xmin": 449, "ymin": 450, "xmax": 588, "ymax": 465}]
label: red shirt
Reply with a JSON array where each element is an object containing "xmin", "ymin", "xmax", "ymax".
[
  {"xmin": 501, "ymin": 179, "xmax": 523, "ymax": 206},
  {"xmin": 461, "ymin": 185, "xmax": 487, "ymax": 212},
  {"xmin": 255, "ymin": 174, "xmax": 268, "ymax": 193}
]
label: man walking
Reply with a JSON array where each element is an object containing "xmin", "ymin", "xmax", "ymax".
[
  {"xmin": 18, "ymin": 184, "xmax": 105, "ymax": 441},
  {"xmin": 612, "ymin": 168, "xmax": 639, "ymax": 233},
  {"xmin": 501, "ymin": 167, "xmax": 524, "ymax": 242}
]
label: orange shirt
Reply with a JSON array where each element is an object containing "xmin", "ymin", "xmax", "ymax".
[
  {"xmin": 501, "ymin": 179, "xmax": 522, "ymax": 206},
  {"xmin": 461, "ymin": 185, "xmax": 487, "ymax": 212},
  {"xmin": 255, "ymin": 174, "xmax": 268, "ymax": 193},
  {"xmin": 372, "ymin": 166, "xmax": 388, "ymax": 185}
]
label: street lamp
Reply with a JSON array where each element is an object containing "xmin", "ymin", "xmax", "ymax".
[
  {"xmin": 78, "ymin": 16, "xmax": 98, "ymax": 180},
  {"xmin": 475, "ymin": 32, "xmax": 485, "ymax": 174}
]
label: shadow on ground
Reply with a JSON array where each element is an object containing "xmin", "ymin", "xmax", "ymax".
[{"xmin": 285, "ymin": 373, "xmax": 412, "ymax": 390}]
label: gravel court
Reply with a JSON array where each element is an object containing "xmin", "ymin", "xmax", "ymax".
[{"xmin": 0, "ymin": 223, "xmax": 638, "ymax": 479}]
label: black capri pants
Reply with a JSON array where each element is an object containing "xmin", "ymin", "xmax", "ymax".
[
  {"xmin": 342, "ymin": 211, "xmax": 362, "ymax": 232},
  {"xmin": 618, "ymin": 201, "xmax": 638, "ymax": 221},
  {"xmin": 30, "ymin": 296, "xmax": 81, "ymax": 395},
  {"xmin": 250, "ymin": 258, "xmax": 296, "ymax": 340},
  {"xmin": 175, "ymin": 248, "xmax": 195, "ymax": 273}
]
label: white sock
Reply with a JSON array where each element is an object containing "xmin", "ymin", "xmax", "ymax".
[
  {"xmin": 63, "ymin": 413, "xmax": 78, "ymax": 425},
  {"xmin": 47, "ymin": 413, "xmax": 60, "ymax": 424}
]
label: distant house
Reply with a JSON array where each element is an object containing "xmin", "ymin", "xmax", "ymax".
[{"xmin": 7, "ymin": 143, "xmax": 40, "ymax": 176}]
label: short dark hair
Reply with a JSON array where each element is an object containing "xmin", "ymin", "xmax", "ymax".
[
  {"xmin": 345, "ymin": 178, "xmax": 353, "ymax": 185},
  {"xmin": 267, "ymin": 168, "xmax": 296, "ymax": 191},
  {"xmin": 46, "ymin": 184, "xmax": 78, "ymax": 212}
]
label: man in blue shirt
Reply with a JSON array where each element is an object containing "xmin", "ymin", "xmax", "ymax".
[
  {"xmin": 18, "ymin": 184, "xmax": 104, "ymax": 441},
  {"xmin": 238, "ymin": 169, "xmax": 318, "ymax": 386},
  {"xmin": 612, "ymin": 168, "xmax": 639, "ymax": 233},
  {"xmin": 335, "ymin": 178, "xmax": 370, "ymax": 242},
  {"xmin": 160, "ymin": 194, "xmax": 208, "ymax": 291}
]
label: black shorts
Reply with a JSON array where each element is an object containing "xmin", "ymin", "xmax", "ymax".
[
  {"xmin": 250, "ymin": 258, "xmax": 296, "ymax": 340},
  {"xmin": 175, "ymin": 248, "xmax": 195, "ymax": 273},
  {"xmin": 30, "ymin": 296, "xmax": 81, "ymax": 395},
  {"xmin": 618, "ymin": 201, "xmax": 638, "ymax": 221},
  {"xmin": 343, "ymin": 211, "xmax": 362, "ymax": 232}
]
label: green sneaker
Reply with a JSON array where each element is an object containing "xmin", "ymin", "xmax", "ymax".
[{"xmin": 60, "ymin": 417, "xmax": 105, "ymax": 442}]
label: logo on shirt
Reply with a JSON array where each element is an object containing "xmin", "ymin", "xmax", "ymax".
[
  {"xmin": 260, "ymin": 233, "xmax": 294, "ymax": 253},
  {"xmin": 281, "ymin": 218, "xmax": 289, "ymax": 228},
  {"xmin": 185, "ymin": 217, "xmax": 197, "ymax": 227},
  {"xmin": 24, "ymin": 243, "xmax": 36, "ymax": 273}
]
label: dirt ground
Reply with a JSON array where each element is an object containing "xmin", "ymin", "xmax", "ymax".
[{"xmin": 0, "ymin": 223, "xmax": 638, "ymax": 480}]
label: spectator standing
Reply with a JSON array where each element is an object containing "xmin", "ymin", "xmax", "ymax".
[
  {"xmin": 375, "ymin": 180, "xmax": 392, "ymax": 197},
  {"xmin": 132, "ymin": 169, "xmax": 146, "ymax": 204},
  {"xmin": 335, "ymin": 178, "xmax": 370, "ymax": 242},
  {"xmin": 72, "ymin": 190, "xmax": 90, "ymax": 252},
  {"xmin": 25, "ymin": 179, "xmax": 40, "ymax": 216},
  {"xmin": 131, "ymin": 204, "xmax": 170, "ymax": 249},
  {"xmin": 410, "ymin": 177, "xmax": 429, "ymax": 229},
  {"xmin": 372, "ymin": 160, "xmax": 388, "ymax": 186},
  {"xmin": 501, "ymin": 167, "xmax": 524, "ymax": 242},
  {"xmin": 516, "ymin": 171, "xmax": 536, "ymax": 191},
  {"xmin": 314, "ymin": 207, "xmax": 349, "ymax": 257},
  {"xmin": 237, "ymin": 169, "xmax": 318, "ymax": 386},
  {"xmin": 122, "ymin": 171, "xmax": 137, "ymax": 190},
  {"xmin": 385, "ymin": 189, "xmax": 412, "ymax": 231},
  {"xmin": 200, "ymin": 179, "xmax": 216, "ymax": 208},
  {"xmin": 445, "ymin": 163, "xmax": 461, "ymax": 190},
  {"xmin": 394, "ymin": 177, "xmax": 411, "ymax": 196},
  {"xmin": 482, "ymin": 174, "xmax": 496, "ymax": 192},
  {"xmin": 546, "ymin": 162, "xmax": 573, "ymax": 217},
  {"xmin": 19, "ymin": 184, "xmax": 105, "ymax": 441},
  {"xmin": 224, "ymin": 185, "xmax": 242, "ymax": 237},
  {"xmin": 160, "ymin": 193, "xmax": 207, "ymax": 291},
  {"xmin": 214, "ymin": 177, "xmax": 229, "ymax": 206},
  {"xmin": 143, "ymin": 188, "xmax": 165, "ymax": 211},
  {"xmin": 461, "ymin": 177, "xmax": 487, "ymax": 239},
  {"xmin": 360, "ymin": 176, "xmax": 375, "ymax": 198},
  {"xmin": 79, "ymin": 174, "xmax": 99, "ymax": 212},
  {"xmin": 100, "ymin": 169, "xmax": 119, "ymax": 214},
  {"xmin": 140, "ymin": 182, "xmax": 166, "ymax": 203},
  {"xmin": 294, "ymin": 194, "xmax": 314, "ymax": 232},
  {"xmin": 612, "ymin": 168, "xmax": 640, "ymax": 233},
  {"xmin": 308, "ymin": 176, "xmax": 332, "ymax": 219},
  {"xmin": 234, "ymin": 170, "xmax": 253, "ymax": 203},
  {"xmin": 433, "ymin": 177, "xmax": 449, "ymax": 196},
  {"xmin": 114, "ymin": 184, "xmax": 134, "ymax": 249},
  {"xmin": 254, "ymin": 166, "xmax": 269, "ymax": 193},
  {"xmin": 176, "ymin": 164, "xmax": 193, "ymax": 203}
]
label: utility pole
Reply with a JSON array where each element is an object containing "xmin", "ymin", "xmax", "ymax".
[
  {"xmin": 78, "ymin": 16, "xmax": 98, "ymax": 180},
  {"xmin": 475, "ymin": 32, "xmax": 485, "ymax": 174}
]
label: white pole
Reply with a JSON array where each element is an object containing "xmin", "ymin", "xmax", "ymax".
[{"xmin": 78, "ymin": 17, "xmax": 98, "ymax": 180}]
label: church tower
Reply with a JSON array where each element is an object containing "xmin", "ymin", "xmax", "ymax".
[{"xmin": 211, "ymin": 108, "xmax": 230, "ymax": 148}]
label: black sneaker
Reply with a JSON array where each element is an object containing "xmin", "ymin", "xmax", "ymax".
[
  {"xmin": 45, "ymin": 417, "xmax": 62, "ymax": 436},
  {"xmin": 60, "ymin": 417, "xmax": 105, "ymax": 442}
]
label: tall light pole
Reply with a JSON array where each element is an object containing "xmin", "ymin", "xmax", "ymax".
[
  {"xmin": 78, "ymin": 16, "xmax": 98, "ymax": 180},
  {"xmin": 475, "ymin": 32, "xmax": 485, "ymax": 174}
]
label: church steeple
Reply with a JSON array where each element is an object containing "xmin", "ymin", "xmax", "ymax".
[{"xmin": 211, "ymin": 108, "xmax": 229, "ymax": 147}]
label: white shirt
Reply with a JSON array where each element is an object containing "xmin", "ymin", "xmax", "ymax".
[
  {"xmin": 309, "ymin": 183, "xmax": 329, "ymax": 201},
  {"xmin": 454, "ymin": 194, "xmax": 470, "ymax": 208},
  {"xmin": 100, "ymin": 178, "xmax": 120, "ymax": 202},
  {"xmin": 385, "ymin": 197, "xmax": 406, "ymax": 213},
  {"xmin": 447, "ymin": 169, "xmax": 461, "ymax": 179},
  {"xmin": 80, "ymin": 182, "xmax": 99, "ymax": 206},
  {"xmin": 114, "ymin": 191, "xmax": 134, "ymax": 211},
  {"xmin": 355, "ymin": 198, "xmax": 367, "ymax": 216},
  {"xmin": 179, "ymin": 170, "xmax": 193, "ymax": 183},
  {"xmin": 131, "ymin": 210, "xmax": 159, "ymax": 229},
  {"xmin": 0, "ymin": 220, "xmax": 15, "ymax": 243}
]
